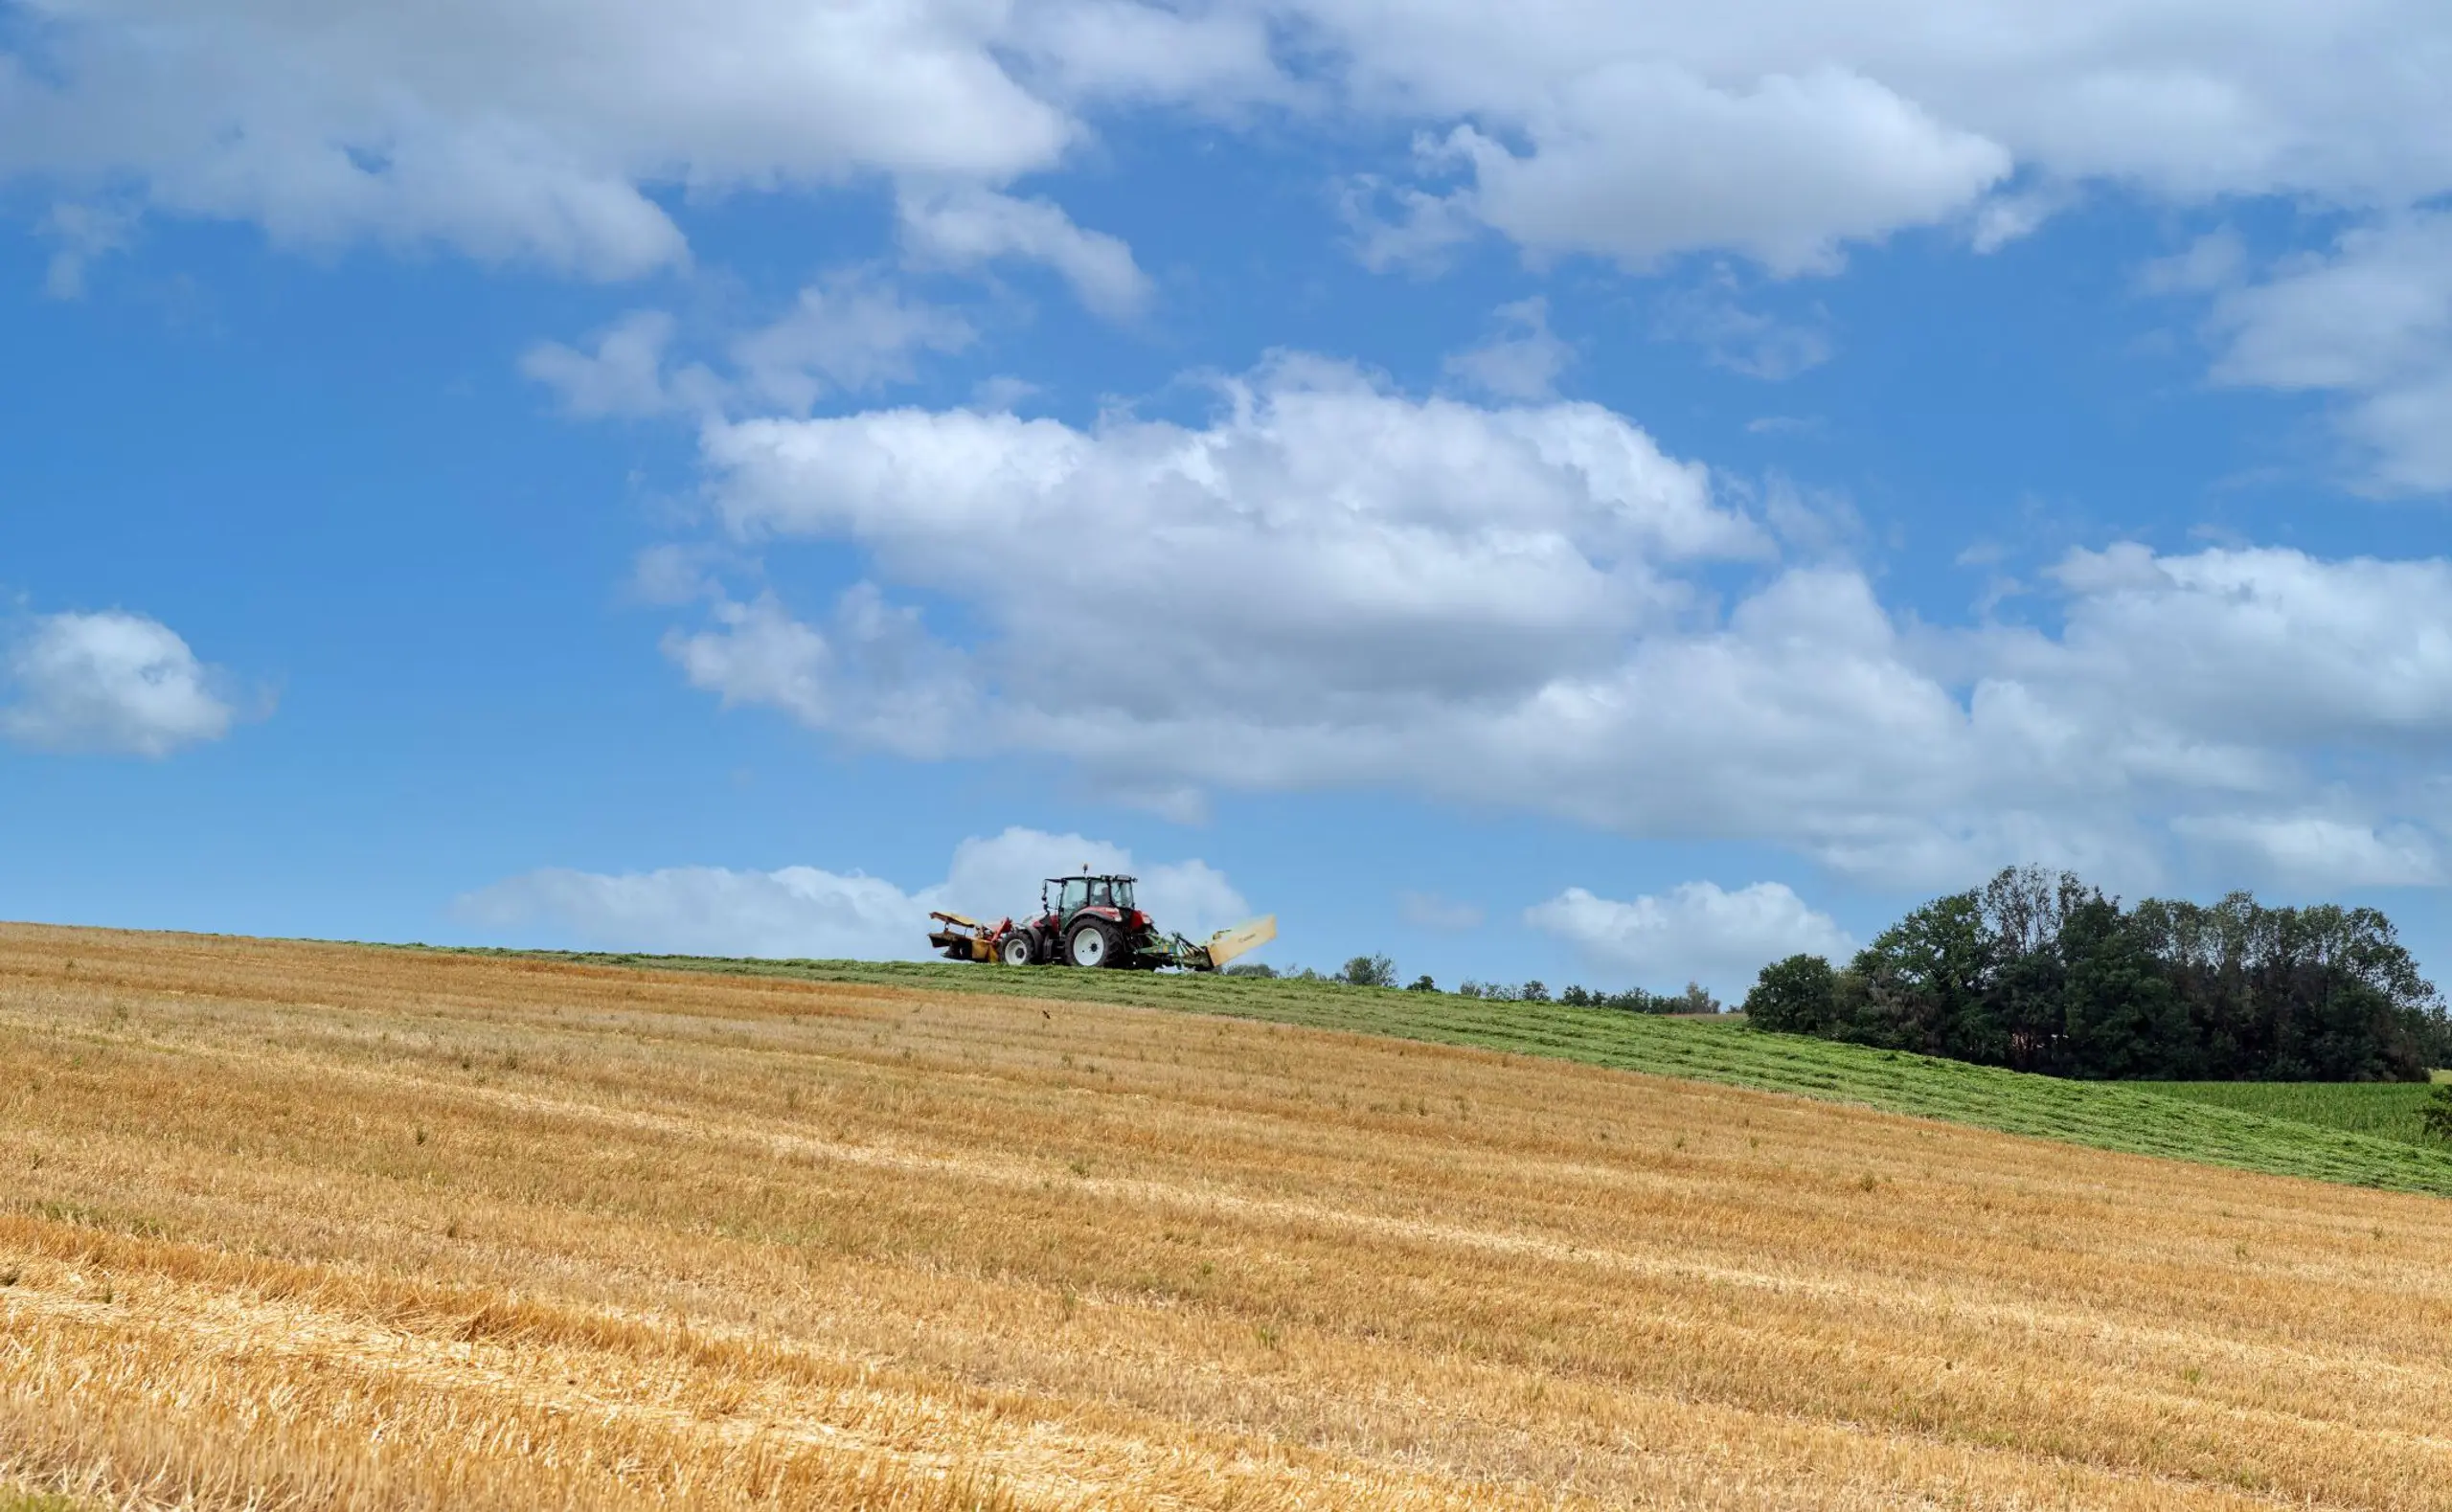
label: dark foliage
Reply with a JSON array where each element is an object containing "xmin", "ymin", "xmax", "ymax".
[
  {"xmin": 1741, "ymin": 867, "xmax": 2452, "ymax": 1081},
  {"xmin": 1559, "ymin": 982, "xmax": 1717, "ymax": 1014},
  {"xmin": 1743, "ymin": 954, "xmax": 1838, "ymax": 1034},
  {"xmin": 2424, "ymin": 1085, "xmax": 2452, "ymax": 1141},
  {"xmin": 1340, "ymin": 954, "xmax": 1398, "ymax": 988}
]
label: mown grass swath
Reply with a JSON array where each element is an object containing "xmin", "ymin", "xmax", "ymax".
[
  {"xmin": 423, "ymin": 945, "xmax": 2452, "ymax": 1197},
  {"xmin": 2140, "ymin": 1080, "xmax": 2452, "ymax": 1146}
]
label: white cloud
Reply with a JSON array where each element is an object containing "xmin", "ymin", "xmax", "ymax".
[
  {"xmin": 1430, "ymin": 65, "xmax": 2011, "ymax": 276},
  {"xmin": 3, "ymin": 610, "xmax": 239, "ymax": 757},
  {"xmin": 731, "ymin": 272, "xmax": 977, "ymax": 413},
  {"xmin": 523, "ymin": 275, "xmax": 974, "ymax": 419},
  {"xmin": 896, "ymin": 185, "xmax": 1152, "ymax": 320},
  {"xmin": 663, "ymin": 588, "xmax": 978, "ymax": 760},
  {"xmin": 13, "ymin": 1, "xmax": 2452, "ymax": 297},
  {"xmin": 1442, "ymin": 297, "xmax": 1574, "ymax": 400},
  {"xmin": 1293, "ymin": 0, "xmax": 2452, "ymax": 270},
  {"xmin": 2208, "ymin": 213, "xmax": 2452, "ymax": 493},
  {"xmin": 693, "ymin": 355, "xmax": 1761, "ymax": 742},
  {"xmin": 2138, "ymin": 227, "xmax": 2247, "ymax": 296},
  {"xmin": 36, "ymin": 199, "xmax": 135, "ymax": 298},
  {"xmin": 0, "ymin": 1, "xmax": 1098, "ymax": 279},
  {"xmin": 455, "ymin": 825, "xmax": 1251, "ymax": 959},
  {"xmin": 457, "ymin": 864, "xmax": 925, "ymax": 961},
  {"xmin": 2168, "ymin": 814, "xmax": 2440, "ymax": 891},
  {"xmin": 1526, "ymin": 882, "xmax": 1855, "ymax": 999},
  {"xmin": 1966, "ymin": 183, "xmax": 2075, "ymax": 254},
  {"xmin": 521, "ymin": 309, "xmax": 715, "ymax": 418},
  {"xmin": 652, "ymin": 359, "xmax": 2452, "ymax": 891},
  {"xmin": 1340, "ymin": 173, "xmax": 1483, "ymax": 274}
]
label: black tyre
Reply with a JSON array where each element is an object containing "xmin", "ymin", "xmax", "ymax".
[
  {"xmin": 1066, "ymin": 919, "xmax": 1117, "ymax": 968},
  {"xmin": 999, "ymin": 933, "xmax": 1034, "ymax": 967}
]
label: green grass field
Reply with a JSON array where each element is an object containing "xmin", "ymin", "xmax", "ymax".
[
  {"xmin": 415, "ymin": 947, "xmax": 2452, "ymax": 1199},
  {"xmin": 2140, "ymin": 1080, "xmax": 2450, "ymax": 1147}
]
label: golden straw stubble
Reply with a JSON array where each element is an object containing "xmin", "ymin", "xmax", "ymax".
[{"xmin": 2, "ymin": 922, "xmax": 2448, "ymax": 1509}]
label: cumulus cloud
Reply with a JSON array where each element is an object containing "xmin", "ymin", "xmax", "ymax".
[
  {"xmin": 1527, "ymin": 882, "xmax": 1855, "ymax": 998},
  {"xmin": 2, "ymin": 610, "xmax": 239, "ymax": 756},
  {"xmin": 2206, "ymin": 214, "xmax": 2452, "ymax": 493},
  {"xmin": 0, "ymin": 0, "xmax": 1097, "ymax": 278},
  {"xmin": 691, "ymin": 354, "xmax": 1761, "ymax": 745},
  {"xmin": 456, "ymin": 826, "xmax": 1250, "ymax": 959},
  {"xmin": 651, "ymin": 359, "xmax": 2452, "ymax": 890},
  {"xmin": 17, "ymin": 1, "xmax": 2452, "ymax": 293},
  {"xmin": 1430, "ymin": 65, "xmax": 2011, "ymax": 275},
  {"xmin": 1299, "ymin": 0, "xmax": 2452, "ymax": 269}
]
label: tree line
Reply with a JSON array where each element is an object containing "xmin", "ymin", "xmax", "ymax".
[
  {"xmin": 1227, "ymin": 955, "xmax": 1725, "ymax": 1013},
  {"xmin": 1742, "ymin": 867, "xmax": 2452, "ymax": 1081}
]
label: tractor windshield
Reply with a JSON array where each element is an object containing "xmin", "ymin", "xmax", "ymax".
[
  {"xmin": 1113, "ymin": 879, "xmax": 1136, "ymax": 912},
  {"xmin": 1056, "ymin": 878, "xmax": 1089, "ymax": 913}
]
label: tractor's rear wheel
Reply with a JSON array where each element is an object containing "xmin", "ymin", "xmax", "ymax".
[
  {"xmin": 1000, "ymin": 933, "xmax": 1034, "ymax": 967},
  {"xmin": 1066, "ymin": 919, "xmax": 1116, "ymax": 968}
]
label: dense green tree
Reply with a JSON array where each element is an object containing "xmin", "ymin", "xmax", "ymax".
[
  {"xmin": 1743, "ymin": 869, "xmax": 2450, "ymax": 1083},
  {"xmin": 1742, "ymin": 954, "xmax": 1837, "ymax": 1033},
  {"xmin": 2057, "ymin": 894, "xmax": 2193, "ymax": 1079},
  {"xmin": 1844, "ymin": 891, "xmax": 1994, "ymax": 1057}
]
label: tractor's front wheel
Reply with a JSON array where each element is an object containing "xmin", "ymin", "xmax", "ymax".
[
  {"xmin": 1000, "ymin": 933, "xmax": 1035, "ymax": 967},
  {"xmin": 1066, "ymin": 919, "xmax": 1116, "ymax": 968}
]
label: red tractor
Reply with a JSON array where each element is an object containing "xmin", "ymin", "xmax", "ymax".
[{"xmin": 927, "ymin": 872, "xmax": 1274, "ymax": 971}]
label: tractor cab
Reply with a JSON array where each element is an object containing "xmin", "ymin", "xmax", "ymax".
[{"xmin": 1048, "ymin": 873, "xmax": 1136, "ymax": 916}]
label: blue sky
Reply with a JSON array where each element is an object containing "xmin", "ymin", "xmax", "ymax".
[{"xmin": 8, "ymin": 1, "xmax": 2452, "ymax": 998}]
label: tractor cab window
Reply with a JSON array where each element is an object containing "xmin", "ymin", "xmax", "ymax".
[
  {"xmin": 1086, "ymin": 878, "xmax": 1114, "ymax": 907},
  {"xmin": 1112, "ymin": 879, "xmax": 1136, "ymax": 912},
  {"xmin": 1056, "ymin": 878, "xmax": 1089, "ymax": 913}
]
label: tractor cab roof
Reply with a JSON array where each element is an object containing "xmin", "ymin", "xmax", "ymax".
[{"xmin": 1044, "ymin": 872, "xmax": 1137, "ymax": 884}]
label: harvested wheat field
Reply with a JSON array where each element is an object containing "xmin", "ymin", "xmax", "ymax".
[{"xmin": 6, "ymin": 926, "xmax": 2452, "ymax": 1511}]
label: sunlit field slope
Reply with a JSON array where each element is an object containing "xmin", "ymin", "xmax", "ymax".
[
  {"xmin": 9, "ymin": 924, "xmax": 2452, "ymax": 1510},
  {"xmin": 451, "ymin": 950, "xmax": 2452, "ymax": 1197}
]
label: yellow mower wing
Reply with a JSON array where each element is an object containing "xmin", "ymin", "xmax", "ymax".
[{"xmin": 1201, "ymin": 915, "xmax": 1277, "ymax": 970}]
